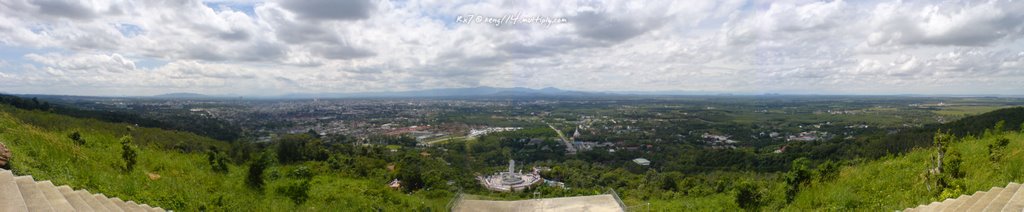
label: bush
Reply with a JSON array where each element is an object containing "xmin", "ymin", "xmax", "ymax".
[
  {"xmin": 288, "ymin": 166, "xmax": 313, "ymax": 179},
  {"xmin": 988, "ymin": 138, "xmax": 1010, "ymax": 162},
  {"xmin": 247, "ymin": 152, "xmax": 272, "ymax": 189},
  {"xmin": 67, "ymin": 131, "xmax": 85, "ymax": 145},
  {"xmin": 207, "ymin": 147, "xmax": 230, "ymax": 173},
  {"xmin": 935, "ymin": 151, "xmax": 965, "ymax": 199},
  {"xmin": 275, "ymin": 180, "xmax": 311, "ymax": 204},
  {"xmin": 815, "ymin": 160, "xmax": 841, "ymax": 182},
  {"xmin": 120, "ymin": 135, "xmax": 137, "ymax": 172},
  {"xmin": 785, "ymin": 157, "xmax": 812, "ymax": 203},
  {"xmin": 734, "ymin": 181, "xmax": 764, "ymax": 211}
]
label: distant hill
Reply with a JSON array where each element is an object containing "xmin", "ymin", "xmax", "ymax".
[
  {"xmin": 858, "ymin": 107, "xmax": 1024, "ymax": 159},
  {"xmin": 280, "ymin": 86, "xmax": 605, "ymax": 99},
  {"xmin": 150, "ymin": 92, "xmax": 215, "ymax": 99},
  {"xmin": 0, "ymin": 94, "xmax": 241, "ymax": 141}
]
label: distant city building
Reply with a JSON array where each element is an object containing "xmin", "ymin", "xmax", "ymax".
[
  {"xmin": 572, "ymin": 126, "xmax": 581, "ymax": 140},
  {"xmin": 633, "ymin": 158, "xmax": 651, "ymax": 166}
]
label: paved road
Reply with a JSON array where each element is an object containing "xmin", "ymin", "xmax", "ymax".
[{"xmin": 547, "ymin": 123, "xmax": 577, "ymax": 154}]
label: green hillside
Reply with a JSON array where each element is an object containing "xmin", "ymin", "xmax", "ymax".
[
  {"xmin": 788, "ymin": 129, "xmax": 1024, "ymax": 210},
  {"xmin": 0, "ymin": 104, "xmax": 448, "ymax": 211}
]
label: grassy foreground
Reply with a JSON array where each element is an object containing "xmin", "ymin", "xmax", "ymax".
[
  {"xmin": 788, "ymin": 131, "xmax": 1024, "ymax": 210},
  {"xmin": 0, "ymin": 105, "xmax": 447, "ymax": 211}
]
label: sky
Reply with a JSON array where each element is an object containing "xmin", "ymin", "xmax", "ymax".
[{"xmin": 0, "ymin": 0, "xmax": 1023, "ymax": 96}]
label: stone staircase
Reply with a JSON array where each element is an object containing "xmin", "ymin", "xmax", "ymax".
[
  {"xmin": 0, "ymin": 169, "xmax": 164, "ymax": 212},
  {"xmin": 904, "ymin": 182, "xmax": 1024, "ymax": 211}
]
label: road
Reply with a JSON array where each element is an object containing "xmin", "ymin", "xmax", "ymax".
[{"xmin": 547, "ymin": 123, "xmax": 577, "ymax": 154}]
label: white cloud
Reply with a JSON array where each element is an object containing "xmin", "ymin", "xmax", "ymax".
[
  {"xmin": 865, "ymin": 0, "xmax": 1024, "ymax": 47},
  {"xmin": 0, "ymin": 0, "xmax": 1021, "ymax": 95}
]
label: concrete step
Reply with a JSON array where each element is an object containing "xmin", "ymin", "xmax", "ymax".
[
  {"xmin": 139, "ymin": 203, "xmax": 158, "ymax": 212},
  {"xmin": 1003, "ymin": 183, "xmax": 1024, "ymax": 211},
  {"xmin": 111, "ymin": 197, "xmax": 131, "ymax": 211},
  {"xmin": 984, "ymin": 183, "xmax": 1020, "ymax": 211},
  {"xmin": 0, "ymin": 170, "xmax": 29, "ymax": 212},
  {"xmin": 57, "ymin": 185, "xmax": 96, "ymax": 212},
  {"xmin": 932, "ymin": 197, "xmax": 956, "ymax": 211},
  {"xmin": 925, "ymin": 201, "xmax": 941, "ymax": 210},
  {"xmin": 95, "ymin": 193, "xmax": 125, "ymax": 212},
  {"xmin": 1, "ymin": 171, "xmax": 160, "ymax": 212},
  {"xmin": 135, "ymin": 201, "xmax": 163, "ymax": 212},
  {"xmin": 126, "ymin": 200, "xmax": 147, "ymax": 211},
  {"xmin": 968, "ymin": 187, "xmax": 1004, "ymax": 211},
  {"xmin": 940, "ymin": 194, "xmax": 969, "ymax": 212},
  {"xmin": 14, "ymin": 176, "xmax": 54, "ymax": 212},
  {"xmin": 36, "ymin": 180, "xmax": 76, "ymax": 211},
  {"xmin": 953, "ymin": 191, "xmax": 988, "ymax": 211},
  {"xmin": 75, "ymin": 190, "xmax": 108, "ymax": 212}
]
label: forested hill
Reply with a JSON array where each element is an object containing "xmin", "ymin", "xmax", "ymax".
[
  {"xmin": 941, "ymin": 107, "xmax": 1024, "ymax": 136},
  {"xmin": 0, "ymin": 94, "xmax": 241, "ymax": 141},
  {"xmin": 857, "ymin": 107, "xmax": 1024, "ymax": 158}
]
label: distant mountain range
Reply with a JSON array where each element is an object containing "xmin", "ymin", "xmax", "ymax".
[
  {"xmin": 126, "ymin": 87, "xmax": 1024, "ymax": 99},
  {"xmin": 150, "ymin": 92, "xmax": 217, "ymax": 99},
  {"xmin": 135, "ymin": 87, "xmax": 608, "ymax": 99},
  {"xmin": 276, "ymin": 86, "xmax": 604, "ymax": 99}
]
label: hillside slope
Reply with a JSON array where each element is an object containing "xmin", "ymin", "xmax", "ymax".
[
  {"xmin": 788, "ymin": 130, "xmax": 1024, "ymax": 210},
  {"xmin": 0, "ymin": 105, "xmax": 447, "ymax": 211}
]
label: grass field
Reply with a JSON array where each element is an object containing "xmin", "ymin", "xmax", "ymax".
[{"xmin": 933, "ymin": 106, "xmax": 1008, "ymax": 116}]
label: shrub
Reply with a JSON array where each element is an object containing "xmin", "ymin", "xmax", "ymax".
[
  {"xmin": 247, "ymin": 152, "xmax": 272, "ymax": 189},
  {"xmin": 67, "ymin": 131, "xmax": 85, "ymax": 145},
  {"xmin": 288, "ymin": 166, "xmax": 313, "ymax": 179},
  {"xmin": 734, "ymin": 181, "xmax": 764, "ymax": 211},
  {"xmin": 120, "ymin": 135, "xmax": 137, "ymax": 172},
  {"xmin": 207, "ymin": 147, "xmax": 230, "ymax": 173},
  {"xmin": 275, "ymin": 180, "xmax": 311, "ymax": 204},
  {"xmin": 785, "ymin": 157, "xmax": 812, "ymax": 203},
  {"xmin": 815, "ymin": 160, "xmax": 841, "ymax": 182},
  {"xmin": 988, "ymin": 138, "xmax": 1010, "ymax": 162},
  {"xmin": 935, "ymin": 151, "xmax": 965, "ymax": 199}
]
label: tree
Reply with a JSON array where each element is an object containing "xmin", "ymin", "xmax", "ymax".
[
  {"xmin": 815, "ymin": 160, "xmax": 841, "ymax": 182},
  {"xmin": 247, "ymin": 152, "xmax": 272, "ymax": 189},
  {"xmin": 120, "ymin": 135, "xmax": 137, "ymax": 172},
  {"xmin": 995, "ymin": 120, "xmax": 1006, "ymax": 132},
  {"xmin": 396, "ymin": 155, "xmax": 426, "ymax": 192},
  {"xmin": 276, "ymin": 135, "xmax": 307, "ymax": 162},
  {"xmin": 785, "ymin": 157, "xmax": 812, "ymax": 203},
  {"xmin": 932, "ymin": 130, "xmax": 955, "ymax": 174},
  {"xmin": 935, "ymin": 151, "xmax": 965, "ymax": 199},
  {"xmin": 927, "ymin": 130, "xmax": 965, "ymax": 199},
  {"xmin": 735, "ymin": 181, "xmax": 764, "ymax": 211},
  {"xmin": 306, "ymin": 129, "xmax": 320, "ymax": 138}
]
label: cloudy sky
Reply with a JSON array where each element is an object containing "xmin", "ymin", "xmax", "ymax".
[{"xmin": 1, "ymin": 0, "xmax": 1023, "ymax": 96}]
